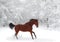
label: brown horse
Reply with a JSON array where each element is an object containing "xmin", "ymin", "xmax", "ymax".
[{"xmin": 9, "ymin": 19, "xmax": 38, "ymax": 39}]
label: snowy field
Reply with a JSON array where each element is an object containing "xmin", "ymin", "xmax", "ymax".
[
  {"xmin": 0, "ymin": 0, "xmax": 60, "ymax": 42},
  {"xmin": 0, "ymin": 25, "xmax": 60, "ymax": 42}
]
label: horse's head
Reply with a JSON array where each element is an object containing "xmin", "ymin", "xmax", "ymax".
[{"xmin": 30, "ymin": 19, "xmax": 38, "ymax": 28}]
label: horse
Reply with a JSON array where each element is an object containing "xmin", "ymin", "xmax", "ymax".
[{"xmin": 9, "ymin": 19, "xmax": 38, "ymax": 39}]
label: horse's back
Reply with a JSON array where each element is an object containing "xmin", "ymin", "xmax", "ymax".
[{"xmin": 15, "ymin": 24, "xmax": 32, "ymax": 31}]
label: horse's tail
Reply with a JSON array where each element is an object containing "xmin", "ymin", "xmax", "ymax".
[{"xmin": 9, "ymin": 23, "xmax": 15, "ymax": 29}]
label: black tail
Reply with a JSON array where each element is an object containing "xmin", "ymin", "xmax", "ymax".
[{"xmin": 9, "ymin": 23, "xmax": 15, "ymax": 29}]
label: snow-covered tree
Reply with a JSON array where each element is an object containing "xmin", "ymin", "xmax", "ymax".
[{"xmin": 0, "ymin": 0, "xmax": 60, "ymax": 29}]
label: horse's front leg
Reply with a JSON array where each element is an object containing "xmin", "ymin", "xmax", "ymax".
[
  {"xmin": 32, "ymin": 31, "xmax": 37, "ymax": 38},
  {"xmin": 30, "ymin": 31, "xmax": 34, "ymax": 39}
]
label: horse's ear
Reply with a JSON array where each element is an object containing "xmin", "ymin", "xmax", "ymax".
[{"xmin": 30, "ymin": 19, "xmax": 33, "ymax": 21}]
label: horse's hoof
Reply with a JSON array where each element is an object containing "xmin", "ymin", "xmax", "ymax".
[
  {"xmin": 35, "ymin": 37, "xmax": 37, "ymax": 39},
  {"xmin": 16, "ymin": 37, "xmax": 18, "ymax": 39},
  {"xmin": 32, "ymin": 38, "xmax": 34, "ymax": 40},
  {"xmin": 15, "ymin": 35, "xmax": 18, "ymax": 39}
]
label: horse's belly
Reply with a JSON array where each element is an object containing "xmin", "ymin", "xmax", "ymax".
[
  {"xmin": 20, "ymin": 29, "xmax": 31, "ymax": 31},
  {"xmin": 20, "ymin": 27, "xmax": 32, "ymax": 31}
]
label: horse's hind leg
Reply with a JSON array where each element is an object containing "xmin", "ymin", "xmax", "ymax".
[
  {"xmin": 15, "ymin": 31, "xmax": 19, "ymax": 39},
  {"xmin": 32, "ymin": 31, "xmax": 37, "ymax": 38}
]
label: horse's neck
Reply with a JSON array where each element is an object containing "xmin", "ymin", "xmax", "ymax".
[{"xmin": 25, "ymin": 22, "xmax": 33, "ymax": 26}]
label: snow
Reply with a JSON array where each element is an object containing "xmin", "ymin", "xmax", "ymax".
[
  {"xmin": 0, "ymin": 25, "xmax": 60, "ymax": 42},
  {"xmin": 0, "ymin": 0, "xmax": 60, "ymax": 42}
]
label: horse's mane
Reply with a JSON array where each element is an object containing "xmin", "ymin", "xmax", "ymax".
[
  {"xmin": 24, "ymin": 19, "xmax": 38, "ymax": 25},
  {"xmin": 30, "ymin": 19, "xmax": 38, "ymax": 22}
]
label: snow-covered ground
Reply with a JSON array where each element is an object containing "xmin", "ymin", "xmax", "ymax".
[
  {"xmin": 0, "ymin": 0, "xmax": 60, "ymax": 42},
  {"xmin": 0, "ymin": 25, "xmax": 60, "ymax": 42}
]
